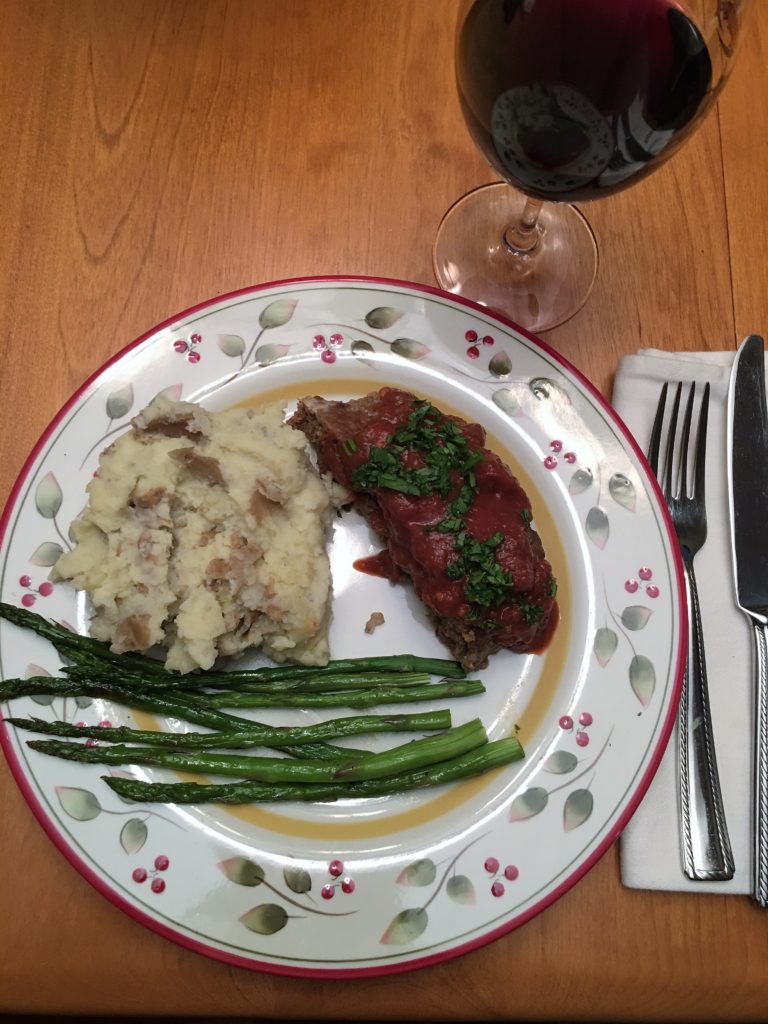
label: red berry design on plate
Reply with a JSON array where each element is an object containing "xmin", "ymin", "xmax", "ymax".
[
  {"xmin": 187, "ymin": 350, "xmax": 201, "ymax": 364},
  {"xmin": 482, "ymin": 334, "xmax": 495, "ymax": 346},
  {"xmin": 559, "ymin": 715, "xmax": 573, "ymax": 730},
  {"xmin": 550, "ymin": 440, "xmax": 563, "ymax": 453},
  {"xmin": 341, "ymin": 877, "xmax": 356, "ymax": 894},
  {"xmin": 639, "ymin": 567, "xmax": 653, "ymax": 581},
  {"xmin": 313, "ymin": 334, "xmax": 325, "ymax": 349},
  {"xmin": 646, "ymin": 585, "xmax": 659, "ymax": 599},
  {"xmin": 564, "ymin": 452, "xmax": 577, "ymax": 464},
  {"xmin": 504, "ymin": 864, "xmax": 519, "ymax": 881},
  {"xmin": 484, "ymin": 856, "xmax": 500, "ymax": 874},
  {"xmin": 321, "ymin": 349, "xmax": 336, "ymax": 364},
  {"xmin": 576, "ymin": 730, "xmax": 590, "ymax": 747},
  {"xmin": 21, "ymin": 594, "xmax": 35, "ymax": 608},
  {"xmin": 543, "ymin": 455, "xmax": 558, "ymax": 470},
  {"xmin": 173, "ymin": 340, "xmax": 188, "ymax": 354},
  {"xmin": 190, "ymin": 332, "xmax": 202, "ymax": 344},
  {"xmin": 466, "ymin": 345, "xmax": 480, "ymax": 359},
  {"xmin": 321, "ymin": 884, "xmax": 335, "ymax": 900},
  {"xmin": 625, "ymin": 579, "xmax": 639, "ymax": 593},
  {"xmin": 154, "ymin": 855, "xmax": 170, "ymax": 871},
  {"xmin": 465, "ymin": 330, "xmax": 478, "ymax": 342},
  {"xmin": 132, "ymin": 868, "xmax": 147, "ymax": 884},
  {"xmin": 151, "ymin": 877, "xmax": 166, "ymax": 894},
  {"xmin": 491, "ymin": 880, "xmax": 505, "ymax": 897},
  {"xmin": 174, "ymin": 331, "xmax": 202, "ymax": 361},
  {"xmin": 99, "ymin": 720, "xmax": 112, "ymax": 728},
  {"xmin": 578, "ymin": 711, "xmax": 593, "ymax": 727},
  {"xmin": 18, "ymin": 575, "xmax": 31, "ymax": 588},
  {"xmin": 38, "ymin": 581, "xmax": 54, "ymax": 597},
  {"xmin": 328, "ymin": 859, "xmax": 343, "ymax": 877}
]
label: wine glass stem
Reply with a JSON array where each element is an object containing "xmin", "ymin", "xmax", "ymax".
[{"xmin": 503, "ymin": 198, "xmax": 543, "ymax": 256}]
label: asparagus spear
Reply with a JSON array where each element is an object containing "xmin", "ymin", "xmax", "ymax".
[
  {"xmin": 27, "ymin": 719, "xmax": 487, "ymax": 782},
  {"xmin": 0, "ymin": 601, "xmax": 466, "ymax": 680},
  {"xmin": 62, "ymin": 665, "xmax": 435, "ymax": 693},
  {"xmin": 4, "ymin": 710, "xmax": 452, "ymax": 748},
  {"xmin": 0, "ymin": 677, "xmax": 367, "ymax": 762},
  {"xmin": 100, "ymin": 737, "xmax": 525, "ymax": 804},
  {"xmin": 194, "ymin": 680, "xmax": 485, "ymax": 709}
]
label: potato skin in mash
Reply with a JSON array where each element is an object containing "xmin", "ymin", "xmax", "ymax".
[{"xmin": 54, "ymin": 396, "xmax": 341, "ymax": 673}]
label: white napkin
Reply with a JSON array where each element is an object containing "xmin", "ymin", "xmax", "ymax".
[{"xmin": 614, "ymin": 348, "xmax": 753, "ymax": 894}]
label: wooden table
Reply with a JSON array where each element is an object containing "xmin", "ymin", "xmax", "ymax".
[{"xmin": 1, "ymin": 2, "xmax": 767, "ymax": 1019}]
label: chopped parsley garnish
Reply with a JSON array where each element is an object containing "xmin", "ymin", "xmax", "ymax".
[
  {"xmin": 349, "ymin": 399, "xmax": 548, "ymax": 621},
  {"xmin": 548, "ymin": 576, "xmax": 558, "ymax": 597},
  {"xmin": 520, "ymin": 508, "xmax": 532, "ymax": 526},
  {"xmin": 342, "ymin": 437, "xmax": 358, "ymax": 455}
]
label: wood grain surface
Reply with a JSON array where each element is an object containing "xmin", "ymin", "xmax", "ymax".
[{"xmin": 1, "ymin": 1, "xmax": 767, "ymax": 1019}]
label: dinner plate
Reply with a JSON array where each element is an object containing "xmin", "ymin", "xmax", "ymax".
[{"xmin": 0, "ymin": 276, "xmax": 684, "ymax": 977}]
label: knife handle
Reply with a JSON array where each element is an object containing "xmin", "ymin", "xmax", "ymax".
[
  {"xmin": 751, "ymin": 619, "xmax": 768, "ymax": 907},
  {"xmin": 678, "ymin": 555, "xmax": 735, "ymax": 880}
]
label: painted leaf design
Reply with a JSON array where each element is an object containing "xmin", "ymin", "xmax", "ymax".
[
  {"xmin": 492, "ymin": 388, "xmax": 521, "ymax": 417},
  {"xmin": 27, "ymin": 664, "xmax": 54, "ymax": 705},
  {"xmin": 564, "ymin": 789, "xmax": 594, "ymax": 831},
  {"xmin": 594, "ymin": 627, "xmax": 618, "ymax": 667},
  {"xmin": 545, "ymin": 751, "xmax": 578, "ymax": 774},
  {"xmin": 391, "ymin": 338, "xmax": 430, "ymax": 360},
  {"xmin": 218, "ymin": 857, "xmax": 266, "ymax": 886},
  {"xmin": 621, "ymin": 605, "xmax": 653, "ymax": 630},
  {"xmin": 489, "ymin": 351, "xmax": 512, "ymax": 377},
  {"xmin": 283, "ymin": 866, "xmax": 311, "ymax": 894},
  {"xmin": 153, "ymin": 383, "xmax": 183, "ymax": 403},
  {"xmin": 585, "ymin": 507, "xmax": 609, "ymax": 549},
  {"xmin": 530, "ymin": 377, "xmax": 569, "ymax": 404},
  {"xmin": 106, "ymin": 383, "xmax": 134, "ymax": 420},
  {"xmin": 396, "ymin": 858, "xmax": 436, "ymax": 886},
  {"xmin": 380, "ymin": 907, "xmax": 428, "ymax": 945},
  {"xmin": 365, "ymin": 306, "xmax": 403, "ymax": 329},
  {"xmin": 630, "ymin": 654, "xmax": 656, "ymax": 706},
  {"xmin": 35, "ymin": 473, "xmax": 62, "ymax": 519},
  {"xmin": 240, "ymin": 904, "xmax": 288, "ymax": 935},
  {"xmin": 217, "ymin": 334, "xmax": 245, "ymax": 358},
  {"xmin": 30, "ymin": 541, "xmax": 63, "ymax": 567},
  {"xmin": 254, "ymin": 343, "xmax": 290, "ymax": 366},
  {"xmin": 74, "ymin": 696, "xmax": 92, "ymax": 709},
  {"xmin": 259, "ymin": 298, "xmax": 297, "ymax": 329},
  {"xmin": 26, "ymin": 663, "xmax": 51, "ymax": 678},
  {"xmin": 55, "ymin": 786, "xmax": 101, "ymax": 821},
  {"xmin": 120, "ymin": 817, "xmax": 148, "ymax": 854},
  {"xmin": 351, "ymin": 339, "xmax": 377, "ymax": 368},
  {"xmin": 509, "ymin": 786, "xmax": 548, "ymax": 822},
  {"xmin": 609, "ymin": 473, "xmax": 636, "ymax": 512},
  {"xmin": 446, "ymin": 875, "xmax": 476, "ymax": 905},
  {"xmin": 569, "ymin": 468, "xmax": 593, "ymax": 496}
]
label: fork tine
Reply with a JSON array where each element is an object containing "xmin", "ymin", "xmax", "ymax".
[
  {"xmin": 648, "ymin": 382, "xmax": 668, "ymax": 475},
  {"xmin": 662, "ymin": 382, "xmax": 683, "ymax": 498},
  {"xmin": 679, "ymin": 383, "xmax": 696, "ymax": 497},
  {"xmin": 693, "ymin": 381, "xmax": 710, "ymax": 502}
]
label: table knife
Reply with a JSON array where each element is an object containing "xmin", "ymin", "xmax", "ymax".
[{"xmin": 727, "ymin": 333, "xmax": 768, "ymax": 907}]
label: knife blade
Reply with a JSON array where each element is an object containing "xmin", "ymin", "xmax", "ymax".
[{"xmin": 727, "ymin": 333, "xmax": 768, "ymax": 907}]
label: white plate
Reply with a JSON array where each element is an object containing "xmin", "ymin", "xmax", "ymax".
[{"xmin": 0, "ymin": 277, "xmax": 684, "ymax": 976}]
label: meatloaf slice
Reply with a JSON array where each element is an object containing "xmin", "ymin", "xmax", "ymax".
[{"xmin": 291, "ymin": 388, "xmax": 558, "ymax": 671}]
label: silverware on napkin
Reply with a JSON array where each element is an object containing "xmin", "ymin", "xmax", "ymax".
[
  {"xmin": 649, "ymin": 382, "xmax": 734, "ymax": 881},
  {"xmin": 727, "ymin": 334, "xmax": 768, "ymax": 907}
]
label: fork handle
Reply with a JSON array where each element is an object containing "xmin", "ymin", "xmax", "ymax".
[
  {"xmin": 749, "ymin": 619, "xmax": 768, "ymax": 906},
  {"xmin": 678, "ymin": 553, "xmax": 735, "ymax": 881}
]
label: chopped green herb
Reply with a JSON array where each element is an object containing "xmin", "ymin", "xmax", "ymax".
[
  {"xmin": 520, "ymin": 508, "xmax": 532, "ymax": 526},
  {"xmin": 342, "ymin": 437, "xmax": 359, "ymax": 455},
  {"xmin": 548, "ymin": 577, "xmax": 558, "ymax": 597},
  {"xmin": 518, "ymin": 601, "xmax": 545, "ymax": 624}
]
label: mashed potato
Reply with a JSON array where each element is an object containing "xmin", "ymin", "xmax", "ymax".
[{"xmin": 54, "ymin": 396, "xmax": 343, "ymax": 673}]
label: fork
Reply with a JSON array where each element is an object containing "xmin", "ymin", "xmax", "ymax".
[{"xmin": 648, "ymin": 381, "xmax": 735, "ymax": 881}]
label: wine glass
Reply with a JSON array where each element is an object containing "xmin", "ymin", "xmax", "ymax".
[{"xmin": 434, "ymin": 0, "xmax": 750, "ymax": 332}]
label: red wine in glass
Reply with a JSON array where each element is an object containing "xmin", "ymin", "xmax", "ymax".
[
  {"xmin": 434, "ymin": 0, "xmax": 747, "ymax": 332},
  {"xmin": 458, "ymin": 0, "xmax": 713, "ymax": 202}
]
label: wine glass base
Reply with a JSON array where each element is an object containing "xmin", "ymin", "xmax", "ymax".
[{"xmin": 433, "ymin": 182, "xmax": 598, "ymax": 334}]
